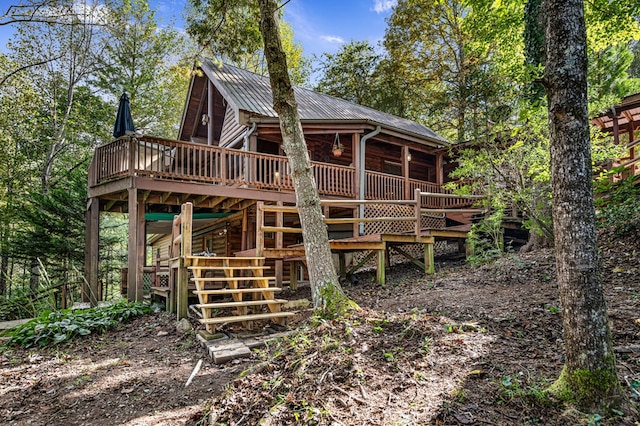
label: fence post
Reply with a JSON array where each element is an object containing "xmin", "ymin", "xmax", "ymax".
[
  {"xmin": 256, "ymin": 202, "xmax": 264, "ymax": 257},
  {"xmin": 414, "ymin": 188, "xmax": 422, "ymax": 237}
]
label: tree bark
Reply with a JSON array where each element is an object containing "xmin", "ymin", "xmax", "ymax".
[
  {"xmin": 543, "ymin": 0, "xmax": 625, "ymax": 412},
  {"xmin": 257, "ymin": 0, "xmax": 348, "ymax": 313}
]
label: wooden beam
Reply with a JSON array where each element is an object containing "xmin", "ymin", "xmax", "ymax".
[
  {"xmin": 348, "ymin": 251, "xmax": 376, "ymax": 275},
  {"xmin": 275, "ymin": 201, "xmax": 283, "ymax": 287},
  {"xmin": 376, "ymin": 246, "xmax": 386, "ymax": 284},
  {"xmin": 104, "ymin": 199, "xmax": 117, "ymax": 211},
  {"xmin": 424, "ymin": 242, "xmax": 435, "ymax": 274},
  {"xmin": 160, "ymin": 192, "xmax": 173, "ymax": 203},
  {"xmin": 127, "ymin": 188, "xmax": 137, "ymax": 302},
  {"xmin": 389, "ymin": 245, "xmax": 425, "ymax": 270},
  {"xmin": 135, "ymin": 200, "xmax": 146, "ymax": 302},
  {"xmin": 84, "ymin": 197, "xmax": 100, "ymax": 305}
]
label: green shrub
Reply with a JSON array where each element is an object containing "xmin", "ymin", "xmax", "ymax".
[
  {"xmin": 5, "ymin": 301, "xmax": 152, "ymax": 348},
  {"xmin": 595, "ymin": 170, "xmax": 640, "ymax": 236},
  {"xmin": 467, "ymin": 210, "xmax": 505, "ymax": 264}
]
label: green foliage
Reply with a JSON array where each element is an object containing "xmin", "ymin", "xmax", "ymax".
[
  {"xmin": 498, "ymin": 371, "xmax": 551, "ymax": 405},
  {"xmin": 186, "ymin": 0, "xmax": 311, "ymax": 86},
  {"xmin": 5, "ymin": 301, "xmax": 152, "ymax": 348},
  {"xmin": 96, "ymin": 0, "xmax": 191, "ymax": 138},
  {"xmin": 595, "ymin": 171, "xmax": 640, "ymax": 236},
  {"xmin": 466, "ymin": 210, "xmax": 505, "ymax": 265},
  {"xmin": 315, "ymin": 40, "xmax": 381, "ymax": 107}
]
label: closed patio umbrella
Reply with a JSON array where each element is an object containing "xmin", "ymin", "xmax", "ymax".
[{"xmin": 113, "ymin": 93, "xmax": 135, "ymax": 138}]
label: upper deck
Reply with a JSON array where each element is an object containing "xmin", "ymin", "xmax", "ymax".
[{"xmin": 88, "ymin": 135, "xmax": 472, "ymax": 211}]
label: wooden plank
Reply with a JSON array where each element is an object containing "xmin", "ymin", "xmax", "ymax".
[
  {"xmin": 256, "ymin": 202, "xmax": 264, "ymax": 257},
  {"xmin": 177, "ymin": 259, "xmax": 189, "ymax": 320},
  {"xmin": 329, "ymin": 241, "xmax": 386, "ymax": 251},
  {"xmin": 84, "ymin": 197, "xmax": 99, "ymax": 305},
  {"xmin": 422, "ymin": 230, "xmax": 469, "ymax": 238},
  {"xmin": 185, "ymin": 255, "xmax": 266, "ymax": 261},
  {"xmin": 323, "ymin": 217, "xmax": 414, "ymax": 224},
  {"xmin": 260, "ymin": 205, "xmax": 299, "ymax": 213},
  {"xmin": 193, "ymin": 287, "xmax": 283, "ymax": 295},
  {"xmin": 421, "ymin": 208, "xmax": 486, "ymax": 214},
  {"xmin": 275, "ymin": 201, "xmax": 283, "ymax": 287},
  {"xmin": 382, "ymin": 235, "xmax": 434, "ymax": 244},
  {"xmin": 187, "ymin": 266, "xmax": 270, "ymax": 271},
  {"xmin": 424, "ymin": 243, "xmax": 435, "ymax": 274},
  {"xmin": 127, "ymin": 187, "xmax": 137, "ymax": 302},
  {"xmin": 376, "ymin": 247, "xmax": 385, "ymax": 285},
  {"xmin": 196, "ymin": 299, "xmax": 287, "ymax": 309},
  {"xmin": 419, "ymin": 192, "xmax": 484, "ymax": 199},
  {"xmin": 261, "ymin": 226, "xmax": 303, "ymax": 234},
  {"xmin": 136, "ymin": 202, "xmax": 145, "ymax": 302},
  {"xmin": 191, "ymin": 276, "xmax": 274, "ymax": 282},
  {"xmin": 199, "ymin": 311, "xmax": 295, "ymax": 324},
  {"xmin": 319, "ymin": 199, "xmax": 415, "ymax": 205}
]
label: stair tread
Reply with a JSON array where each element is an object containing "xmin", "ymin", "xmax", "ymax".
[
  {"xmin": 191, "ymin": 276, "xmax": 275, "ymax": 282},
  {"xmin": 194, "ymin": 287, "xmax": 282, "ymax": 295},
  {"xmin": 199, "ymin": 311, "xmax": 295, "ymax": 325},
  {"xmin": 186, "ymin": 256, "xmax": 265, "ymax": 260},
  {"xmin": 196, "ymin": 299, "xmax": 288, "ymax": 309},
  {"xmin": 188, "ymin": 266, "xmax": 270, "ymax": 270}
]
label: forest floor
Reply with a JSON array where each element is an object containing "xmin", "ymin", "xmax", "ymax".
[{"xmin": 1, "ymin": 228, "xmax": 639, "ymax": 425}]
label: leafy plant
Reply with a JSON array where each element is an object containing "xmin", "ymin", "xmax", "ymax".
[
  {"xmin": 595, "ymin": 171, "xmax": 640, "ymax": 236},
  {"xmin": 5, "ymin": 301, "xmax": 151, "ymax": 348},
  {"xmin": 466, "ymin": 210, "xmax": 506, "ymax": 265}
]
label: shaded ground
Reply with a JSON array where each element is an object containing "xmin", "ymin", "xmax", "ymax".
[{"xmin": 1, "ymin": 230, "xmax": 639, "ymax": 425}]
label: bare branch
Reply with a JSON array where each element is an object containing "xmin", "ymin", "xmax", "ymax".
[{"xmin": 0, "ymin": 54, "xmax": 63, "ymax": 87}]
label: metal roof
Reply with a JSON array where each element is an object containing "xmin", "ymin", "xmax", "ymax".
[{"xmin": 200, "ymin": 58, "xmax": 449, "ymax": 146}]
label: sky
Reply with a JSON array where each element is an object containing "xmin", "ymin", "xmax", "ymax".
[
  {"xmin": 152, "ymin": 0, "xmax": 397, "ymax": 59},
  {"xmin": 0, "ymin": 0, "xmax": 397, "ymax": 67}
]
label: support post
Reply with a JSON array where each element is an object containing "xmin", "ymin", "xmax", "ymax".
[
  {"xmin": 207, "ymin": 80, "xmax": 214, "ymax": 145},
  {"xmin": 241, "ymin": 208, "xmax": 248, "ymax": 251},
  {"xmin": 424, "ymin": 242, "xmax": 435, "ymax": 275},
  {"xmin": 127, "ymin": 188, "xmax": 138, "ymax": 302},
  {"xmin": 135, "ymin": 201, "xmax": 145, "ymax": 302},
  {"xmin": 275, "ymin": 201, "xmax": 283, "ymax": 286},
  {"xmin": 256, "ymin": 202, "xmax": 264, "ymax": 257},
  {"xmin": 376, "ymin": 246, "xmax": 386, "ymax": 285},
  {"xmin": 289, "ymin": 260, "xmax": 298, "ymax": 291},
  {"xmin": 414, "ymin": 188, "xmax": 422, "ymax": 237},
  {"xmin": 84, "ymin": 197, "xmax": 100, "ymax": 305},
  {"xmin": 177, "ymin": 202, "xmax": 192, "ymax": 320},
  {"xmin": 403, "ymin": 146, "xmax": 411, "ymax": 199}
]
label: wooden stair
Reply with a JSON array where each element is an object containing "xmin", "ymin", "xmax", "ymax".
[{"xmin": 186, "ymin": 256, "xmax": 293, "ymax": 332}]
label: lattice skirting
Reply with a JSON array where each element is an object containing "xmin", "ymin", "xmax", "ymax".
[{"xmin": 349, "ymin": 205, "xmax": 449, "ymax": 272}]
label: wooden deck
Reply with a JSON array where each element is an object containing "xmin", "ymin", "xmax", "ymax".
[
  {"xmin": 88, "ymin": 135, "xmax": 474, "ymax": 211},
  {"xmin": 239, "ymin": 224, "xmax": 472, "ymax": 285}
]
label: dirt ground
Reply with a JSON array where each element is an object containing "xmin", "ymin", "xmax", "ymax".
[{"xmin": 1, "ymin": 229, "xmax": 639, "ymax": 425}]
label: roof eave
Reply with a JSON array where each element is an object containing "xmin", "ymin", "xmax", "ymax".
[{"xmin": 248, "ymin": 117, "xmax": 450, "ymax": 148}]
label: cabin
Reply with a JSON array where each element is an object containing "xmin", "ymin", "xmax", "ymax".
[
  {"xmin": 592, "ymin": 92, "xmax": 640, "ymax": 179},
  {"xmin": 84, "ymin": 60, "xmax": 477, "ymax": 326}
]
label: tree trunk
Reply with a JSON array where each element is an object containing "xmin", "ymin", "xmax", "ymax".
[
  {"xmin": 543, "ymin": 0, "xmax": 625, "ymax": 412},
  {"xmin": 257, "ymin": 0, "xmax": 349, "ymax": 313}
]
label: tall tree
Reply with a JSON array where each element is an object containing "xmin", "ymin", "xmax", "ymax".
[
  {"xmin": 315, "ymin": 40, "xmax": 380, "ymax": 106},
  {"xmin": 187, "ymin": 0, "xmax": 311, "ymax": 86},
  {"xmin": 94, "ymin": 0, "xmax": 190, "ymax": 137},
  {"xmin": 187, "ymin": 0, "xmax": 348, "ymax": 312},
  {"xmin": 543, "ymin": 0, "xmax": 625, "ymax": 412},
  {"xmin": 384, "ymin": 0, "xmax": 506, "ymax": 143},
  {"xmin": 257, "ymin": 0, "xmax": 347, "ymax": 312}
]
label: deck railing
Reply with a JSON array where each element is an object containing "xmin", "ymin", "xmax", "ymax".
[{"xmin": 90, "ymin": 136, "xmax": 470, "ymax": 202}]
